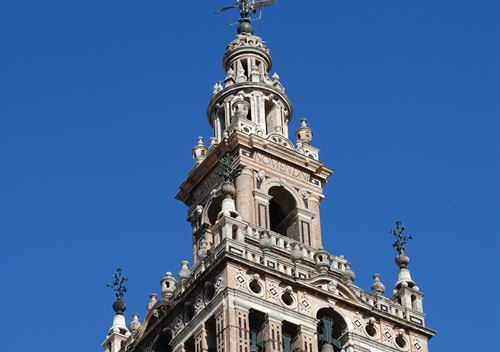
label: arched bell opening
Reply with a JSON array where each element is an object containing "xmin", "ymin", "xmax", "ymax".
[
  {"xmin": 153, "ymin": 329, "xmax": 173, "ymax": 352},
  {"xmin": 316, "ymin": 308, "xmax": 348, "ymax": 352},
  {"xmin": 207, "ymin": 196, "xmax": 224, "ymax": 226},
  {"xmin": 184, "ymin": 336, "xmax": 195, "ymax": 352},
  {"xmin": 282, "ymin": 321, "xmax": 300, "ymax": 352},
  {"xmin": 249, "ymin": 309, "xmax": 267, "ymax": 352},
  {"xmin": 205, "ymin": 316, "xmax": 217, "ymax": 352},
  {"xmin": 268, "ymin": 186, "xmax": 298, "ymax": 239}
]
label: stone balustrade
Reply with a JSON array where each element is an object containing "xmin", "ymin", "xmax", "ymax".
[{"xmin": 172, "ymin": 215, "xmax": 425, "ymax": 327}]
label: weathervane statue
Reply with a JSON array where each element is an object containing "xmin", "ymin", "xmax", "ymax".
[{"xmin": 215, "ymin": 0, "xmax": 278, "ymax": 34}]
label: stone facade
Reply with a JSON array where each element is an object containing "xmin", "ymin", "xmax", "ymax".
[{"xmin": 103, "ymin": 20, "xmax": 435, "ymax": 352}]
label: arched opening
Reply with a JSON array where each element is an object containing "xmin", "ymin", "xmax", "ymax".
[
  {"xmin": 316, "ymin": 308, "xmax": 347, "ymax": 352},
  {"xmin": 184, "ymin": 301, "xmax": 195, "ymax": 323},
  {"xmin": 411, "ymin": 295, "xmax": 418, "ymax": 310},
  {"xmin": 206, "ymin": 316, "xmax": 217, "ymax": 352},
  {"xmin": 282, "ymin": 321, "xmax": 300, "ymax": 352},
  {"xmin": 207, "ymin": 196, "xmax": 224, "ymax": 226},
  {"xmin": 268, "ymin": 186, "xmax": 298, "ymax": 238},
  {"xmin": 154, "ymin": 329, "xmax": 173, "ymax": 352},
  {"xmin": 249, "ymin": 309, "xmax": 267, "ymax": 352}
]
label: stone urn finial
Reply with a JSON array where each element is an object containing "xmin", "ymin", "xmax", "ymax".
[
  {"xmin": 313, "ymin": 248, "xmax": 330, "ymax": 273},
  {"xmin": 371, "ymin": 274, "xmax": 385, "ymax": 297},
  {"xmin": 290, "ymin": 242, "xmax": 304, "ymax": 262},
  {"xmin": 129, "ymin": 313, "xmax": 141, "ymax": 333},
  {"xmin": 259, "ymin": 231, "xmax": 274, "ymax": 252},
  {"xmin": 160, "ymin": 272, "xmax": 177, "ymax": 300},
  {"xmin": 198, "ymin": 239, "xmax": 209, "ymax": 261},
  {"xmin": 178, "ymin": 260, "xmax": 191, "ymax": 281},
  {"xmin": 341, "ymin": 262, "xmax": 356, "ymax": 283},
  {"xmin": 296, "ymin": 117, "xmax": 313, "ymax": 145},
  {"xmin": 146, "ymin": 293, "xmax": 157, "ymax": 311},
  {"xmin": 232, "ymin": 93, "xmax": 250, "ymax": 119}
]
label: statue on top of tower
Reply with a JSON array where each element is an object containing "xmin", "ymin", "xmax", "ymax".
[{"xmin": 215, "ymin": 0, "xmax": 278, "ymax": 34}]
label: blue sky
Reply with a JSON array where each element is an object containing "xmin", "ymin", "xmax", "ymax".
[{"xmin": 1, "ymin": 1, "xmax": 499, "ymax": 351}]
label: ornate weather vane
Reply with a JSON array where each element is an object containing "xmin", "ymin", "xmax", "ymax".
[
  {"xmin": 391, "ymin": 220, "xmax": 413, "ymax": 254},
  {"xmin": 107, "ymin": 268, "xmax": 128, "ymax": 315},
  {"xmin": 215, "ymin": 0, "xmax": 278, "ymax": 34},
  {"xmin": 217, "ymin": 153, "xmax": 241, "ymax": 183}
]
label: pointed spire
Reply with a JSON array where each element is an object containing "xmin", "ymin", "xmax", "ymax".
[
  {"xmin": 105, "ymin": 268, "xmax": 130, "ymax": 340},
  {"xmin": 391, "ymin": 220, "xmax": 416, "ymax": 289},
  {"xmin": 107, "ymin": 268, "xmax": 128, "ymax": 316}
]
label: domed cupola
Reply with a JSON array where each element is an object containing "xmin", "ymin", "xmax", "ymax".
[{"xmin": 207, "ymin": 29, "xmax": 293, "ymax": 144}]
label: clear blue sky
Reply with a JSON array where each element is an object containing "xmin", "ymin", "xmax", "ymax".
[{"xmin": 1, "ymin": 1, "xmax": 498, "ymax": 351}]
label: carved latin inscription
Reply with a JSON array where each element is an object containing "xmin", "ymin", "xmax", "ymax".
[{"xmin": 253, "ymin": 152, "xmax": 310, "ymax": 182}]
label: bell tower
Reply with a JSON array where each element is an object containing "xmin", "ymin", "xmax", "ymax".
[
  {"xmin": 103, "ymin": 4, "xmax": 435, "ymax": 352},
  {"xmin": 177, "ymin": 23, "xmax": 331, "ymax": 262}
]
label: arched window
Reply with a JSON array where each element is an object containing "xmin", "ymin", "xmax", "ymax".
[
  {"xmin": 316, "ymin": 308, "xmax": 347, "ymax": 352},
  {"xmin": 411, "ymin": 295, "xmax": 418, "ymax": 310},
  {"xmin": 268, "ymin": 186, "xmax": 298, "ymax": 238}
]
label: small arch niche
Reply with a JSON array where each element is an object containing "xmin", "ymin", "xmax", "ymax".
[{"xmin": 268, "ymin": 186, "xmax": 298, "ymax": 238}]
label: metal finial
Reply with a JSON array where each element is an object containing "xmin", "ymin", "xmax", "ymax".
[
  {"xmin": 107, "ymin": 268, "xmax": 128, "ymax": 300},
  {"xmin": 391, "ymin": 220, "xmax": 413, "ymax": 254},
  {"xmin": 217, "ymin": 153, "xmax": 241, "ymax": 183}
]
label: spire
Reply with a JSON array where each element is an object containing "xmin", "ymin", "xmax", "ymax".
[
  {"xmin": 103, "ymin": 269, "xmax": 130, "ymax": 352},
  {"xmin": 391, "ymin": 220, "xmax": 416, "ymax": 289}
]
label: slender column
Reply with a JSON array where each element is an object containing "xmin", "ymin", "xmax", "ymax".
[
  {"xmin": 229, "ymin": 307, "xmax": 250, "ymax": 352},
  {"xmin": 293, "ymin": 325, "xmax": 316, "ymax": 352},
  {"xmin": 236, "ymin": 167, "xmax": 255, "ymax": 223},
  {"xmin": 215, "ymin": 309, "xmax": 227, "ymax": 352},
  {"xmin": 308, "ymin": 194, "xmax": 323, "ymax": 249},
  {"xmin": 195, "ymin": 324, "xmax": 208, "ymax": 352},
  {"xmin": 253, "ymin": 192, "xmax": 272, "ymax": 229},
  {"xmin": 258, "ymin": 316, "xmax": 282, "ymax": 352},
  {"xmin": 173, "ymin": 343, "xmax": 185, "ymax": 352}
]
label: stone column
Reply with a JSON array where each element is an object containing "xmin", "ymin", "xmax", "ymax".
[
  {"xmin": 253, "ymin": 191, "xmax": 272, "ymax": 229},
  {"xmin": 309, "ymin": 193, "xmax": 323, "ymax": 249},
  {"xmin": 296, "ymin": 209, "xmax": 314, "ymax": 247},
  {"xmin": 173, "ymin": 343, "xmax": 185, "ymax": 352},
  {"xmin": 236, "ymin": 167, "xmax": 255, "ymax": 223},
  {"xmin": 215, "ymin": 309, "xmax": 227, "ymax": 352},
  {"xmin": 195, "ymin": 324, "xmax": 208, "ymax": 352},
  {"xmin": 257, "ymin": 316, "xmax": 282, "ymax": 352},
  {"xmin": 228, "ymin": 307, "xmax": 250, "ymax": 352},
  {"xmin": 293, "ymin": 325, "xmax": 317, "ymax": 352}
]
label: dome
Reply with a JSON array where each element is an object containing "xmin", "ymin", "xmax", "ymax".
[{"xmin": 223, "ymin": 33, "xmax": 272, "ymax": 73}]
